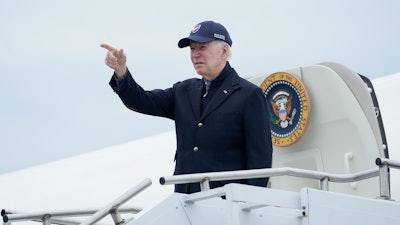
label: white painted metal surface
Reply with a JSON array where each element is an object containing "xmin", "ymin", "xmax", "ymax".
[
  {"xmin": 125, "ymin": 183, "xmax": 400, "ymax": 225},
  {"xmin": 248, "ymin": 62, "xmax": 384, "ymax": 198}
]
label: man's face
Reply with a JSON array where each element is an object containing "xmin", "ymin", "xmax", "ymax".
[{"xmin": 190, "ymin": 40, "xmax": 227, "ymax": 79}]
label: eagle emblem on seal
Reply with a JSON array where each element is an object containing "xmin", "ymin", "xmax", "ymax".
[{"xmin": 270, "ymin": 91, "xmax": 297, "ymax": 128}]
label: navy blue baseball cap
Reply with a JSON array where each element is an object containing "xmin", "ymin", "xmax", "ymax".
[{"xmin": 178, "ymin": 21, "xmax": 232, "ymax": 48}]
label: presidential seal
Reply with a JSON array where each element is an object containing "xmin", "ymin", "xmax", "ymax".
[{"xmin": 260, "ymin": 72, "xmax": 311, "ymax": 147}]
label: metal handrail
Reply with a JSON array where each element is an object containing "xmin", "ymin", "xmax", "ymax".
[
  {"xmin": 376, "ymin": 157, "xmax": 400, "ymax": 169},
  {"xmin": 160, "ymin": 167, "xmax": 380, "ymax": 192},
  {"xmin": 80, "ymin": 178, "xmax": 152, "ymax": 225},
  {"xmin": 2, "ymin": 178, "xmax": 152, "ymax": 225},
  {"xmin": 2, "ymin": 208, "xmax": 141, "ymax": 224},
  {"xmin": 161, "ymin": 158, "xmax": 400, "ymax": 200}
]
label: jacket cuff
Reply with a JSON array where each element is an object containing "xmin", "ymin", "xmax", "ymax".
[{"xmin": 109, "ymin": 70, "xmax": 130, "ymax": 92}]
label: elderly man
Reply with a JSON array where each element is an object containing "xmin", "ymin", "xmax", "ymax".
[{"xmin": 101, "ymin": 20, "xmax": 272, "ymax": 194}]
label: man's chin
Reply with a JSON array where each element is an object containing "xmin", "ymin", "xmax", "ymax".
[{"xmin": 194, "ymin": 68, "xmax": 205, "ymax": 76}]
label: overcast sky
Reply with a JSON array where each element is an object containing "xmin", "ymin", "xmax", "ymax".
[{"xmin": 1, "ymin": 0, "xmax": 399, "ymax": 174}]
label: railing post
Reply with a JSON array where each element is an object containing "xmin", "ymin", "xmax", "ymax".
[
  {"xmin": 200, "ymin": 177, "xmax": 210, "ymax": 191},
  {"xmin": 42, "ymin": 214, "xmax": 51, "ymax": 225},
  {"xmin": 319, "ymin": 177, "xmax": 329, "ymax": 191},
  {"xmin": 110, "ymin": 209, "xmax": 124, "ymax": 225},
  {"xmin": 376, "ymin": 158, "xmax": 391, "ymax": 200}
]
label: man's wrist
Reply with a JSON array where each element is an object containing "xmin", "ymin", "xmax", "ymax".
[{"xmin": 115, "ymin": 66, "xmax": 127, "ymax": 78}]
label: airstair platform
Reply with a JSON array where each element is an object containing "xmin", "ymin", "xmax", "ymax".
[{"xmin": 127, "ymin": 182, "xmax": 400, "ymax": 225}]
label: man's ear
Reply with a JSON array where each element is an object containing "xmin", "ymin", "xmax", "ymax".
[{"xmin": 222, "ymin": 44, "xmax": 229, "ymax": 59}]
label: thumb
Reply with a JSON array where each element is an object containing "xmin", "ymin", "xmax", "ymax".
[{"xmin": 118, "ymin": 49, "xmax": 126, "ymax": 59}]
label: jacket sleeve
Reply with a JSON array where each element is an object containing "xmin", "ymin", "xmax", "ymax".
[
  {"xmin": 109, "ymin": 69, "xmax": 175, "ymax": 120},
  {"xmin": 243, "ymin": 87, "xmax": 273, "ymax": 187}
]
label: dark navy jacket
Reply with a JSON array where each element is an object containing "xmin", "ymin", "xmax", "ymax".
[{"xmin": 109, "ymin": 63, "xmax": 273, "ymax": 193}]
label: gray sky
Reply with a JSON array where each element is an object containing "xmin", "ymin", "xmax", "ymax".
[{"xmin": 1, "ymin": 0, "xmax": 399, "ymax": 174}]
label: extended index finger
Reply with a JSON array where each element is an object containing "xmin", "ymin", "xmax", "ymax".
[{"xmin": 100, "ymin": 43, "xmax": 117, "ymax": 52}]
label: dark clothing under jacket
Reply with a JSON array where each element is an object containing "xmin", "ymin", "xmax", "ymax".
[{"xmin": 109, "ymin": 62, "xmax": 273, "ymax": 194}]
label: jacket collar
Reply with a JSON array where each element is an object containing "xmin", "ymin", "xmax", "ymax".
[{"xmin": 189, "ymin": 62, "xmax": 241, "ymax": 120}]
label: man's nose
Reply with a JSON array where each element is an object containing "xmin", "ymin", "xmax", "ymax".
[{"xmin": 191, "ymin": 49, "xmax": 200, "ymax": 57}]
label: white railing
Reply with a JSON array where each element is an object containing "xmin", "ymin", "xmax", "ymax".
[
  {"xmin": 160, "ymin": 167, "xmax": 379, "ymax": 192},
  {"xmin": 2, "ymin": 178, "xmax": 151, "ymax": 225},
  {"xmin": 159, "ymin": 157, "xmax": 400, "ymax": 200},
  {"xmin": 2, "ymin": 208, "xmax": 140, "ymax": 225}
]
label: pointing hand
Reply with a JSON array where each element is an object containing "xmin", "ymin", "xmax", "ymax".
[{"xmin": 100, "ymin": 43, "xmax": 127, "ymax": 78}]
